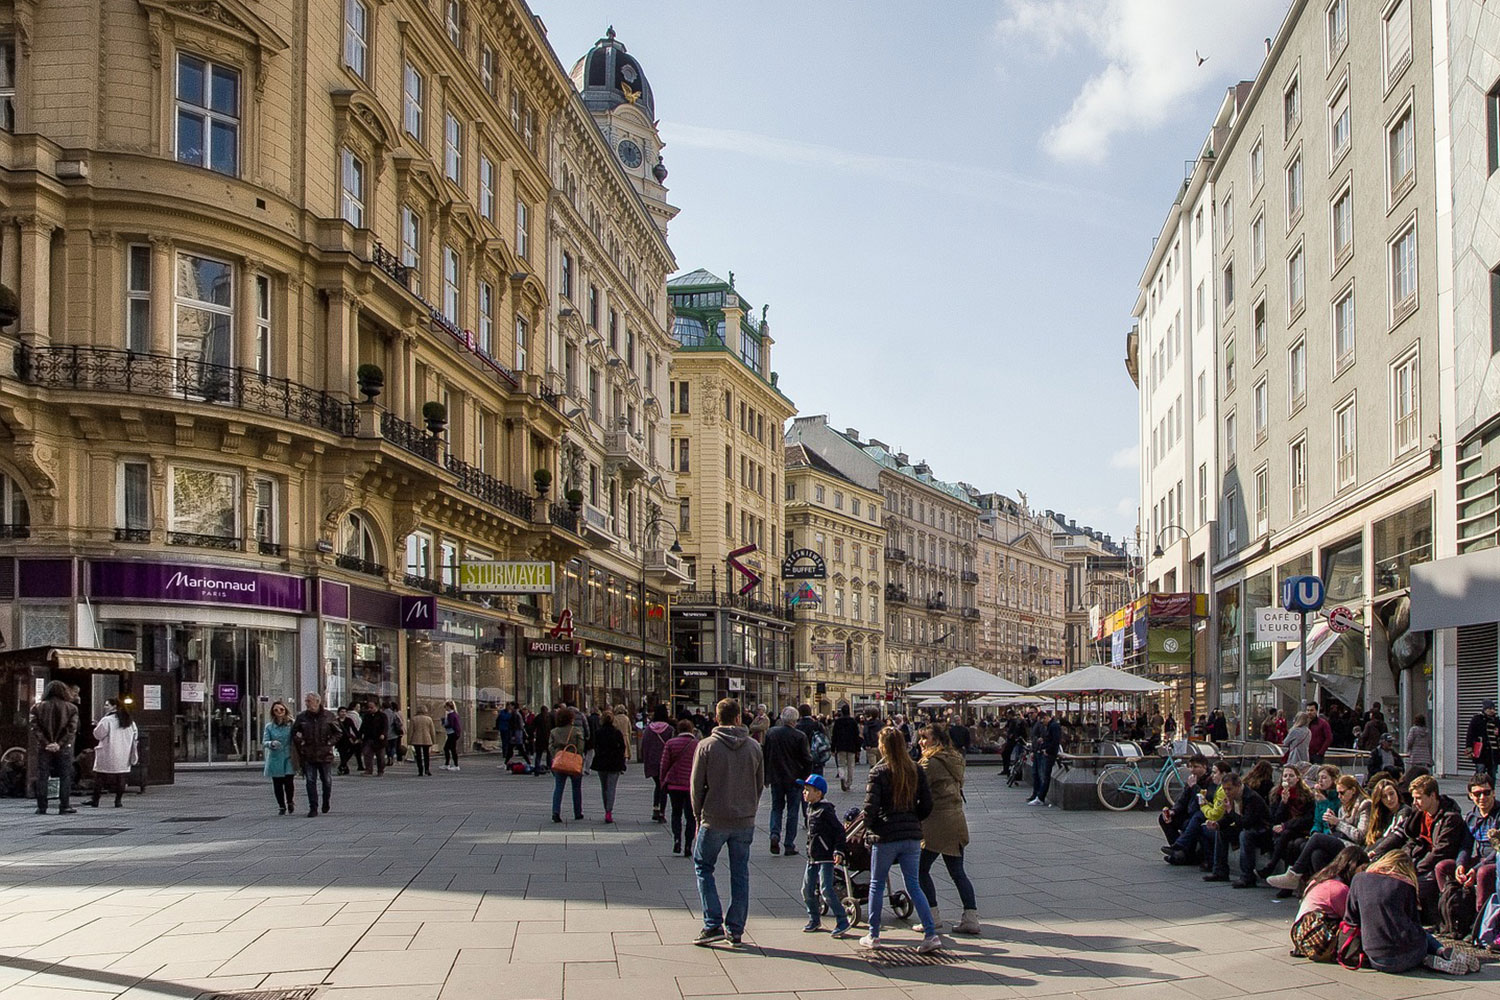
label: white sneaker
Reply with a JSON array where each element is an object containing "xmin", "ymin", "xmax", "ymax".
[
  {"xmin": 1423, "ymin": 951, "xmax": 1471, "ymax": 975},
  {"xmin": 1264, "ymin": 871, "xmax": 1301, "ymax": 891},
  {"xmin": 917, "ymin": 935, "xmax": 942, "ymax": 954},
  {"xmin": 859, "ymin": 934, "xmax": 885, "ymax": 950}
]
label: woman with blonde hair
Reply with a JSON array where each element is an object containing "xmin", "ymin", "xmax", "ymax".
[
  {"xmin": 1364, "ymin": 778, "xmax": 1410, "ymax": 856},
  {"xmin": 861, "ymin": 726, "xmax": 942, "ymax": 953},
  {"xmin": 916, "ymin": 724, "xmax": 979, "ymax": 935},
  {"xmin": 260, "ymin": 700, "xmax": 294, "ymax": 814},
  {"xmin": 1268, "ymin": 774, "xmax": 1369, "ymax": 892},
  {"xmin": 1283, "ymin": 711, "xmax": 1313, "ymax": 767},
  {"xmin": 1345, "ymin": 851, "xmax": 1478, "ymax": 974}
]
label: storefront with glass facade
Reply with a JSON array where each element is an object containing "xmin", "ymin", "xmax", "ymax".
[
  {"xmin": 405, "ymin": 604, "xmax": 511, "ymax": 741},
  {"xmin": 670, "ymin": 603, "xmax": 792, "ymax": 714},
  {"xmin": 317, "ymin": 581, "xmax": 400, "ymax": 713}
]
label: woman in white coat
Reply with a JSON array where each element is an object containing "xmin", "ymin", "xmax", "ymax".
[{"xmin": 90, "ymin": 704, "xmax": 139, "ymax": 808}]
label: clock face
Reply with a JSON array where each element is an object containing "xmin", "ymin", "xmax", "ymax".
[{"xmin": 617, "ymin": 138, "xmax": 643, "ymax": 168}]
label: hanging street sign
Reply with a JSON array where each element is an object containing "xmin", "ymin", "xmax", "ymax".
[
  {"xmin": 1327, "ymin": 605, "xmax": 1356, "ymax": 634},
  {"xmin": 782, "ymin": 548, "xmax": 827, "ymax": 580},
  {"xmin": 728, "ymin": 544, "xmax": 761, "ymax": 596}
]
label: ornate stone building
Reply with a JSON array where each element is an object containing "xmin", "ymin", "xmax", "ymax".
[
  {"xmin": 973, "ymin": 492, "xmax": 1066, "ymax": 686},
  {"xmin": 784, "ymin": 441, "xmax": 885, "ymax": 712},
  {"xmin": 0, "ymin": 0, "xmax": 678, "ymax": 762}
]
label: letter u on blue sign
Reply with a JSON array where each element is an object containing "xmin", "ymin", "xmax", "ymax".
[{"xmin": 1280, "ymin": 575, "xmax": 1324, "ymax": 613}]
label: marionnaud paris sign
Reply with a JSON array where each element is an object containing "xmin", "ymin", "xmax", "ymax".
[
  {"xmin": 90, "ymin": 560, "xmax": 307, "ymax": 612},
  {"xmin": 459, "ymin": 561, "xmax": 555, "ymax": 594},
  {"xmin": 782, "ymin": 548, "xmax": 827, "ymax": 580}
]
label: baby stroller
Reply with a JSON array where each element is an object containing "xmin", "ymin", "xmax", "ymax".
[{"xmin": 821, "ymin": 808, "xmax": 914, "ymax": 927}]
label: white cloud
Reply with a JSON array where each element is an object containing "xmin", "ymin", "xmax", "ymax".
[
  {"xmin": 997, "ymin": 0, "xmax": 1288, "ymax": 165},
  {"xmin": 1108, "ymin": 444, "xmax": 1140, "ymax": 470}
]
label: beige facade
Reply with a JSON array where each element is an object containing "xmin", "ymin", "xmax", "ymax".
[
  {"xmin": 974, "ymin": 493, "xmax": 1066, "ymax": 685},
  {"xmin": 784, "ymin": 443, "xmax": 885, "ymax": 711},
  {"xmin": 1046, "ymin": 512, "xmax": 1137, "ymax": 670},
  {"xmin": 665, "ymin": 269, "xmax": 797, "ymax": 711},
  {"xmin": 0, "ymin": 0, "xmax": 680, "ymax": 760}
]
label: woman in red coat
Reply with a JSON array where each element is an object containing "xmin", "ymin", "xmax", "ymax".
[{"xmin": 658, "ymin": 720, "xmax": 700, "ymax": 856}]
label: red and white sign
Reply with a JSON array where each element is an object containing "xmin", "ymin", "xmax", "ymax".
[
  {"xmin": 1327, "ymin": 606, "xmax": 1356, "ymax": 634},
  {"xmin": 550, "ymin": 608, "xmax": 575, "ymax": 640}
]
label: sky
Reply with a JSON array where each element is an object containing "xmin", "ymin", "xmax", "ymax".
[{"xmin": 535, "ymin": 0, "xmax": 1291, "ymax": 547}]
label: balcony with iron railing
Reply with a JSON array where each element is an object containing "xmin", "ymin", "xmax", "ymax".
[
  {"xmin": 925, "ymin": 596, "xmax": 948, "ymax": 613},
  {"xmin": 167, "ymin": 531, "xmax": 240, "ymax": 551},
  {"xmin": 885, "ymin": 583, "xmax": 909, "ymax": 604},
  {"xmin": 885, "ymin": 547, "xmax": 908, "ymax": 563},
  {"xmin": 444, "ymin": 453, "xmax": 533, "ymax": 520},
  {"xmin": 960, "ymin": 570, "xmax": 979, "ymax": 584},
  {"xmin": 380, "ymin": 411, "xmax": 440, "ymax": 463},
  {"xmin": 403, "ymin": 573, "xmax": 462, "ymax": 598},
  {"xmin": 336, "ymin": 553, "xmax": 387, "ymax": 578},
  {"xmin": 0, "ymin": 524, "xmax": 32, "ymax": 539},
  {"xmin": 549, "ymin": 502, "xmax": 580, "ymax": 533},
  {"xmin": 604, "ymin": 426, "xmax": 651, "ymax": 481},
  {"xmin": 960, "ymin": 606, "xmax": 981, "ymax": 620},
  {"xmin": 12, "ymin": 344, "xmax": 358, "ymax": 437}
]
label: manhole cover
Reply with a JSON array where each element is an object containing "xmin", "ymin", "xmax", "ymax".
[
  {"xmin": 200, "ymin": 989, "xmax": 320, "ymax": 1000},
  {"xmin": 864, "ymin": 946, "xmax": 965, "ymax": 967},
  {"xmin": 161, "ymin": 816, "xmax": 227, "ymax": 823},
  {"xmin": 40, "ymin": 827, "xmax": 126, "ymax": 836}
]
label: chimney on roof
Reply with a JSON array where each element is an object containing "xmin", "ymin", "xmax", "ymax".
[
  {"xmin": 869, "ymin": 438, "xmax": 888, "ymax": 450},
  {"xmin": 1069, "ymin": 519, "xmax": 1077, "ymax": 528},
  {"xmin": 1084, "ymin": 526, "xmax": 1093, "ymax": 534},
  {"xmin": 845, "ymin": 428, "xmax": 859, "ymax": 441},
  {"xmin": 896, "ymin": 452, "xmax": 909, "ymax": 465}
]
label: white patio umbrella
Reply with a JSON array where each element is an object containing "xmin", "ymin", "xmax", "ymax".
[
  {"xmin": 916, "ymin": 696, "xmax": 953, "ymax": 708},
  {"xmin": 904, "ymin": 666, "xmax": 1029, "ymax": 722},
  {"xmin": 1029, "ymin": 664, "xmax": 1167, "ymax": 741}
]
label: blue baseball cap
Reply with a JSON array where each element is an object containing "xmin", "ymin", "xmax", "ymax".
[{"xmin": 797, "ymin": 774, "xmax": 829, "ymax": 795}]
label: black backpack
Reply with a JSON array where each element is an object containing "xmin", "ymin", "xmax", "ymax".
[{"xmin": 1439, "ymin": 880, "xmax": 1477, "ymax": 940}]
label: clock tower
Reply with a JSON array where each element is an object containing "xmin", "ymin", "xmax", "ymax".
[{"xmin": 571, "ymin": 28, "xmax": 679, "ymax": 235}]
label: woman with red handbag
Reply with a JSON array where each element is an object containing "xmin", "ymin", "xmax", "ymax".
[{"xmin": 1344, "ymin": 851, "xmax": 1478, "ymax": 974}]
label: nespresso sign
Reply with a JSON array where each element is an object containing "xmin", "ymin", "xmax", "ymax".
[{"xmin": 526, "ymin": 638, "xmax": 581, "ymax": 656}]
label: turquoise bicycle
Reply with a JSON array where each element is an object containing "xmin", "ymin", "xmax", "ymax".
[{"xmin": 1095, "ymin": 753, "xmax": 1188, "ymax": 811}]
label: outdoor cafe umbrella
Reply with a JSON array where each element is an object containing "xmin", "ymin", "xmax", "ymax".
[
  {"xmin": 905, "ymin": 666, "xmax": 1029, "ymax": 720},
  {"xmin": 1029, "ymin": 664, "xmax": 1167, "ymax": 740}
]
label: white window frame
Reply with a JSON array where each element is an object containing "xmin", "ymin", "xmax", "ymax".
[
  {"xmin": 1381, "ymin": 0, "xmax": 1412, "ymax": 90},
  {"xmin": 340, "ymin": 147, "xmax": 365, "ymax": 227},
  {"xmin": 253, "ymin": 476, "xmax": 277, "ymax": 548},
  {"xmin": 400, "ymin": 206, "xmax": 421, "ymax": 292},
  {"xmin": 175, "ymin": 53, "xmax": 241, "ymax": 177},
  {"xmin": 1328, "ymin": 75, "xmax": 1351, "ymax": 168},
  {"xmin": 1252, "ymin": 296, "xmax": 1268, "ymax": 359},
  {"xmin": 1333, "ymin": 282, "xmax": 1356, "ymax": 373},
  {"xmin": 477, "ymin": 280, "xmax": 493, "ymax": 357},
  {"xmin": 1286, "ymin": 152, "xmax": 1304, "ymax": 228},
  {"xmin": 1197, "ymin": 463, "xmax": 1208, "ymax": 526},
  {"xmin": 1287, "ymin": 241, "xmax": 1306, "ymax": 318},
  {"xmin": 0, "ymin": 39, "xmax": 15, "ymax": 132},
  {"xmin": 479, "ymin": 155, "xmax": 495, "ymax": 220},
  {"xmin": 1249, "ymin": 136, "xmax": 1265, "ymax": 192},
  {"xmin": 254, "ymin": 274, "xmax": 271, "ymax": 376},
  {"xmin": 1289, "ymin": 436, "xmax": 1308, "ymax": 518},
  {"xmin": 173, "ymin": 250, "xmax": 234, "ymax": 369},
  {"xmin": 168, "ymin": 464, "xmax": 240, "ymax": 541},
  {"xmin": 403, "ymin": 62, "xmax": 424, "ymax": 143},
  {"xmin": 1388, "ymin": 214, "xmax": 1418, "ymax": 325},
  {"xmin": 1330, "ymin": 181, "xmax": 1354, "ymax": 269},
  {"xmin": 1250, "ymin": 210, "xmax": 1266, "ymax": 275},
  {"xmin": 442, "ymin": 246, "xmax": 460, "ymax": 323},
  {"xmin": 406, "ymin": 530, "xmax": 434, "ymax": 579},
  {"xmin": 126, "ymin": 243, "xmax": 152, "ymax": 354},
  {"xmin": 1386, "ymin": 98, "xmax": 1416, "ymax": 204},
  {"xmin": 1253, "ymin": 376, "xmax": 1269, "ymax": 445},
  {"xmin": 1288, "ymin": 336, "xmax": 1307, "ymax": 413},
  {"xmin": 515, "ymin": 199, "xmax": 530, "ymax": 259},
  {"xmin": 1253, "ymin": 464, "xmax": 1269, "ymax": 537},
  {"xmin": 480, "ymin": 44, "xmax": 496, "ymax": 98},
  {"xmin": 1224, "ymin": 409, "xmax": 1237, "ymax": 468},
  {"xmin": 446, "ymin": 0, "xmax": 463, "ymax": 48},
  {"xmin": 444, "ymin": 112, "xmax": 463, "ymax": 183},
  {"xmin": 343, "ymin": 0, "xmax": 369, "ymax": 79},
  {"xmin": 1334, "ymin": 394, "xmax": 1357, "ymax": 491},
  {"xmin": 1391, "ymin": 348, "xmax": 1420, "ymax": 458},
  {"xmin": 1326, "ymin": 0, "xmax": 1348, "ymax": 66},
  {"xmin": 1283, "ymin": 71, "xmax": 1301, "ymax": 139},
  {"xmin": 514, "ymin": 314, "xmax": 528, "ymax": 373}
]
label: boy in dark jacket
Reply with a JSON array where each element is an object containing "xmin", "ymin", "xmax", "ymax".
[{"xmin": 798, "ymin": 774, "xmax": 851, "ymax": 937}]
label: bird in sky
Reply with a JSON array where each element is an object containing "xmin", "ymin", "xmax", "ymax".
[{"xmin": 1196, "ymin": 50, "xmax": 1209, "ymax": 66}]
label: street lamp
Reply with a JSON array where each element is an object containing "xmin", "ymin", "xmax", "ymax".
[
  {"xmin": 640, "ymin": 504, "xmax": 681, "ymax": 719},
  {"xmin": 1152, "ymin": 523, "xmax": 1191, "ymax": 559}
]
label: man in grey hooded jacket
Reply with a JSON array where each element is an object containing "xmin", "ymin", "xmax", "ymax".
[{"xmin": 690, "ymin": 698, "xmax": 764, "ymax": 946}]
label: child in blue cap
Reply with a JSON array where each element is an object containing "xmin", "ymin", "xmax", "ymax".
[{"xmin": 799, "ymin": 773, "xmax": 852, "ymax": 936}]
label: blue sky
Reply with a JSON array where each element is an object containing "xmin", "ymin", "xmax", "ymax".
[{"xmin": 535, "ymin": 1, "xmax": 1288, "ymax": 547}]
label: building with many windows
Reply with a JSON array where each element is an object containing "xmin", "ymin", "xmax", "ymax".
[
  {"xmin": 1047, "ymin": 512, "xmax": 1137, "ymax": 672},
  {"xmin": 784, "ymin": 441, "xmax": 885, "ymax": 712},
  {"xmin": 973, "ymin": 493, "xmax": 1066, "ymax": 686},
  {"xmin": 785, "ymin": 417, "xmax": 979, "ymax": 690},
  {"xmin": 666, "ymin": 269, "xmax": 796, "ymax": 712},
  {"xmin": 0, "ymin": 0, "xmax": 681, "ymax": 762}
]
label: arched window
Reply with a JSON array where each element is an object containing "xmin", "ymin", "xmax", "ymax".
[
  {"xmin": 0, "ymin": 472, "xmax": 30, "ymax": 538},
  {"xmin": 338, "ymin": 511, "xmax": 384, "ymax": 574}
]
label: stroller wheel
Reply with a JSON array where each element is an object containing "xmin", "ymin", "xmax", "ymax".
[
  {"xmin": 890, "ymin": 890, "xmax": 914, "ymax": 920},
  {"xmin": 843, "ymin": 897, "xmax": 862, "ymax": 927},
  {"xmin": 819, "ymin": 898, "xmax": 829, "ymax": 916}
]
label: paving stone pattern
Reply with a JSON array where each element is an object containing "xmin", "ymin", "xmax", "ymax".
[{"xmin": 0, "ymin": 762, "xmax": 1493, "ymax": 999}]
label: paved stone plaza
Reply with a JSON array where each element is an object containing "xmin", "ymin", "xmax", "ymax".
[{"xmin": 0, "ymin": 763, "xmax": 1493, "ymax": 1000}]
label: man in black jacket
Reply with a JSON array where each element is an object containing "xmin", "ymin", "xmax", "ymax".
[
  {"xmin": 1201, "ymin": 771, "xmax": 1272, "ymax": 887},
  {"xmin": 1026, "ymin": 710, "xmax": 1062, "ymax": 806},
  {"xmin": 830, "ymin": 706, "xmax": 862, "ymax": 792},
  {"xmin": 1466, "ymin": 700, "xmax": 1499, "ymax": 786},
  {"xmin": 1159, "ymin": 754, "xmax": 1213, "ymax": 863},
  {"xmin": 764, "ymin": 708, "xmax": 812, "ymax": 856},
  {"xmin": 359, "ymin": 699, "xmax": 388, "ymax": 775},
  {"xmin": 1402, "ymin": 773, "xmax": 1469, "ymax": 920},
  {"xmin": 29, "ymin": 680, "xmax": 80, "ymax": 815},
  {"xmin": 796, "ymin": 704, "xmax": 828, "ymax": 776}
]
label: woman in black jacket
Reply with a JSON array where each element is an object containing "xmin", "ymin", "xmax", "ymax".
[
  {"xmin": 592, "ymin": 710, "xmax": 627, "ymax": 825},
  {"xmin": 861, "ymin": 727, "xmax": 942, "ymax": 953}
]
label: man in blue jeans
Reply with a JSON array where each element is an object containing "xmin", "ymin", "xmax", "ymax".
[
  {"xmin": 763, "ymin": 707, "xmax": 811, "ymax": 855},
  {"xmin": 690, "ymin": 698, "xmax": 764, "ymax": 947},
  {"xmin": 1027, "ymin": 710, "xmax": 1061, "ymax": 806}
]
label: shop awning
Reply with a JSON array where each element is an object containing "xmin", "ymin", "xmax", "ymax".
[
  {"xmin": 1410, "ymin": 547, "xmax": 1500, "ymax": 631},
  {"xmin": 48, "ymin": 648, "xmax": 136, "ymax": 673},
  {"xmin": 1268, "ymin": 624, "xmax": 1361, "ymax": 704}
]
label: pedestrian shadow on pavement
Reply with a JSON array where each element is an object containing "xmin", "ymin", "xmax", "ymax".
[
  {"xmin": 745, "ymin": 941, "xmax": 1179, "ymax": 988},
  {"xmin": 0, "ymin": 953, "xmax": 203, "ymax": 997}
]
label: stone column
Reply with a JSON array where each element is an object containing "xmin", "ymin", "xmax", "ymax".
[
  {"xmin": 149, "ymin": 236, "xmax": 173, "ymax": 355},
  {"xmin": 16, "ymin": 216, "xmax": 56, "ymax": 346},
  {"xmin": 238, "ymin": 263, "xmax": 261, "ymax": 372}
]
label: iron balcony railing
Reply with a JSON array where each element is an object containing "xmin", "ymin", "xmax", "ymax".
[
  {"xmin": 444, "ymin": 454, "xmax": 533, "ymax": 520},
  {"xmin": 113, "ymin": 528, "xmax": 149, "ymax": 543},
  {"xmin": 925, "ymin": 597, "xmax": 948, "ymax": 612},
  {"xmin": 960, "ymin": 570, "xmax": 980, "ymax": 584},
  {"xmin": 885, "ymin": 584, "xmax": 909, "ymax": 604},
  {"xmin": 13, "ymin": 344, "xmax": 357, "ymax": 436},
  {"xmin": 884, "ymin": 547, "xmax": 908, "ymax": 563},
  {"xmin": 0, "ymin": 524, "xmax": 31, "ymax": 539},
  {"xmin": 167, "ymin": 531, "xmax": 239, "ymax": 551},
  {"xmin": 336, "ymin": 553, "xmax": 386, "ymax": 577},
  {"xmin": 379, "ymin": 411, "xmax": 439, "ymax": 463},
  {"xmin": 549, "ymin": 503, "xmax": 580, "ymax": 532}
]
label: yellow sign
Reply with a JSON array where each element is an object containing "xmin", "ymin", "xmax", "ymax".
[{"xmin": 460, "ymin": 561, "xmax": 555, "ymax": 594}]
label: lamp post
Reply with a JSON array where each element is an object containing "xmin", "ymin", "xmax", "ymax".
[
  {"xmin": 1151, "ymin": 523, "xmax": 1196, "ymax": 727},
  {"xmin": 640, "ymin": 506, "xmax": 681, "ymax": 721}
]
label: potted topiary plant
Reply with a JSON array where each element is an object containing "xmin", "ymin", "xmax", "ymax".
[
  {"xmin": 533, "ymin": 468, "xmax": 552, "ymax": 496},
  {"xmin": 422, "ymin": 400, "xmax": 447, "ymax": 435},
  {"xmin": 356, "ymin": 363, "xmax": 384, "ymax": 401},
  {"xmin": 565, "ymin": 487, "xmax": 584, "ymax": 513}
]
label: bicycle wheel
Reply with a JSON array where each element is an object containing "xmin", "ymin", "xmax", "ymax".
[
  {"xmin": 1096, "ymin": 764, "xmax": 1142, "ymax": 811},
  {"xmin": 1158, "ymin": 765, "xmax": 1183, "ymax": 808}
]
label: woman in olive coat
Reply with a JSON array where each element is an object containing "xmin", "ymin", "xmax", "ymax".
[{"xmin": 917, "ymin": 724, "xmax": 980, "ymax": 935}]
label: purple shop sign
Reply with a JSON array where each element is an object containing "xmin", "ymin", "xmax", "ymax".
[
  {"xmin": 400, "ymin": 595, "xmax": 437, "ymax": 630},
  {"xmin": 90, "ymin": 560, "xmax": 308, "ymax": 613},
  {"xmin": 216, "ymin": 684, "xmax": 240, "ymax": 703}
]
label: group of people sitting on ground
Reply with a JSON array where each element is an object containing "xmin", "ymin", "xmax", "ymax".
[{"xmin": 1158, "ymin": 755, "xmax": 1499, "ymax": 974}]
